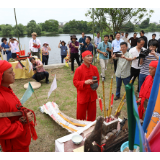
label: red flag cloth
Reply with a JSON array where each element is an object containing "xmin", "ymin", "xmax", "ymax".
[
  {"xmin": 149, "ymin": 61, "xmax": 158, "ymax": 68},
  {"xmin": 149, "ymin": 129, "xmax": 160, "ymax": 152},
  {"xmin": 0, "ymin": 60, "xmax": 12, "ymax": 86},
  {"xmin": 99, "ymin": 98, "xmax": 103, "ymax": 111},
  {"xmin": 111, "ymin": 93, "xmax": 114, "ymax": 106},
  {"xmin": 33, "ymin": 44, "xmax": 40, "ymax": 48},
  {"xmin": 15, "ymin": 62, "xmax": 23, "ymax": 69},
  {"xmin": 0, "ymin": 85, "xmax": 37, "ymax": 152},
  {"xmin": 82, "ymin": 50, "xmax": 93, "ymax": 58},
  {"xmin": 138, "ymin": 75, "xmax": 153, "ymax": 119}
]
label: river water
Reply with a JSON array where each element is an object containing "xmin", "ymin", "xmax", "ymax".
[{"xmin": 1, "ymin": 32, "xmax": 160, "ymax": 65}]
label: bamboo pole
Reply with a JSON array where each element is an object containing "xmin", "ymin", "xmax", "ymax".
[
  {"xmin": 108, "ymin": 76, "xmax": 113, "ymax": 116},
  {"xmin": 102, "ymin": 80, "xmax": 106, "ymax": 118},
  {"xmin": 14, "ymin": 8, "xmax": 21, "ymax": 51}
]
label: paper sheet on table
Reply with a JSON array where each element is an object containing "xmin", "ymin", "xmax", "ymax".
[{"xmin": 73, "ymin": 146, "xmax": 84, "ymax": 152}]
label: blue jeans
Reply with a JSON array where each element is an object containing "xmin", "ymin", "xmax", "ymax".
[
  {"xmin": 116, "ymin": 76, "xmax": 131, "ymax": 97},
  {"xmin": 139, "ymin": 74, "xmax": 147, "ymax": 92}
]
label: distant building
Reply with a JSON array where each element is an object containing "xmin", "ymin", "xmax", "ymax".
[{"xmin": 59, "ymin": 21, "xmax": 68, "ymax": 26}]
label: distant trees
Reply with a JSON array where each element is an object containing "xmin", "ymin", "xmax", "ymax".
[
  {"xmin": 43, "ymin": 19, "xmax": 59, "ymax": 33},
  {"xmin": 1, "ymin": 24, "xmax": 12, "ymax": 36},
  {"xmin": 121, "ymin": 21, "xmax": 135, "ymax": 32},
  {"xmin": 14, "ymin": 23, "xmax": 25, "ymax": 36},
  {"xmin": 140, "ymin": 18, "xmax": 150, "ymax": 29},
  {"xmin": 26, "ymin": 20, "xmax": 42, "ymax": 36}
]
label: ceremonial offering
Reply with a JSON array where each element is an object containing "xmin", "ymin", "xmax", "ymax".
[
  {"xmin": 72, "ymin": 135, "xmax": 83, "ymax": 145},
  {"xmin": 24, "ymin": 82, "xmax": 41, "ymax": 90}
]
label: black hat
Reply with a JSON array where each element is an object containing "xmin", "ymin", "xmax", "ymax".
[{"xmin": 71, "ymin": 35, "xmax": 77, "ymax": 40}]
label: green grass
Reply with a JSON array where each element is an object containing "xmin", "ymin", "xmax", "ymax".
[{"xmin": 11, "ymin": 60, "xmax": 138, "ymax": 152}]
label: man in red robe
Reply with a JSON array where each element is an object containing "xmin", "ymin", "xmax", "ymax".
[
  {"xmin": 137, "ymin": 61, "xmax": 159, "ymax": 119},
  {"xmin": 0, "ymin": 60, "xmax": 37, "ymax": 152},
  {"xmin": 73, "ymin": 51, "xmax": 100, "ymax": 121}
]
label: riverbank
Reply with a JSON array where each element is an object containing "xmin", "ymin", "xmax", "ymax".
[{"xmin": 11, "ymin": 61, "xmax": 138, "ymax": 152}]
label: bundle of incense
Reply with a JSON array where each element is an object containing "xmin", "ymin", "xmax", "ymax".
[
  {"xmin": 114, "ymin": 77, "xmax": 134, "ymax": 116},
  {"xmin": 108, "ymin": 76, "xmax": 113, "ymax": 116},
  {"xmin": 102, "ymin": 80, "xmax": 106, "ymax": 118}
]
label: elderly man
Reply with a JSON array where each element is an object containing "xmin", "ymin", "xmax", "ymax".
[
  {"xmin": 137, "ymin": 61, "xmax": 159, "ymax": 120},
  {"xmin": 0, "ymin": 60, "xmax": 37, "ymax": 152},
  {"xmin": 29, "ymin": 32, "xmax": 41, "ymax": 59},
  {"xmin": 73, "ymin": 51, "xmax": 99, "ymax": 121}
]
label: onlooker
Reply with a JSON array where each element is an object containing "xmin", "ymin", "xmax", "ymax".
[
  {"xmin": 94, "ymin": 32, "xmax": 101, "ymax": 55},
  {"xmin": 42, "ymin": 42, "xmax": 51, "ymax": 65},
  {"xmin": 69, "ymin": 35, "xmax": 81, "ymax": 73},
  {"xmin": 140, "ymin": 30, "xmax": 148, "ymax": 49},
  {"xmin": 29, "ymin": 57, "xmax": 49, "ymax": 84},
  {"xmin": 129, "ymin": 38, "xmax": 145, "ymax": 92},
  {"xmin": 8, "ymin": 37, "xmax": 19, "ymax": 59},
  {"xmin": 79, "ymin": 32, "xmax": 86, "ymax": 62},
  {"xmin": 112, "ymin": 42, "xmax": 136, "ymax": 100},
  {"xmin": 85, "ymin": 36, "xmax": 93, "ymax": 55},
  {"xmin": 108, "ymin": 35, "xmax": 114, "ymax": 59},
  {"xmin": 58, "ymin": 40, "xmax": 68, "ymax": 63},
  {"xmin": 128, "ymin": 33, "xmax": 138, "ymax": 48},
  {"xmin": 148, "ymin": 33, "xmax": 158, "ymax": 47},
  {"xmin": 139, "ymin": 41, "xmax": 159, "ymax": 91},
  {"xmin": 122, "ymin": 33, "xmax": 129, "ymax": 45},
  {"xmin": 111, "ymin": 32, "xmax": 124, "ymax": 73},
  {"xmin": 121, "ymin": 32, "xmax": 124, "ymax": 38},
  {"xmin": 29, "ymin": 32, "xmax": 41, "ymax": 59},
  {"xmin": 1, "ymin": 38, "xmax": 12, "ymax": 61},
  {"xmin": 97, "ymin": 35, "xmax": 112, "ymax": 80},
  {"xmin": 158, "ymin": 38, "xmax": 160, "ymax": 53},
  {"xmin": 67, "ymin": 36, "xmax": 72, "ymax": 48}
]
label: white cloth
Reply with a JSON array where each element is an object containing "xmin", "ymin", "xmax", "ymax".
[
  {"xmin": 10, "ymin": 41, "xmax": 19, "ymax": 53},
  {"xmin": 29, "ymin": 38, "xmax": 41, "ymax": 52},
  {"xmin": 48, "ymin": 75, "xmax": 57, "ymax": 98},
  {"xmin": 94, "ymin": 37, "xmax": 101, "ymax": 47},
  {"xmin": 100, "ymin": 59, "xmax": 108, "ymax": 78},
  {"xmin": 129, "ymin": 46, "xmax": 145, "ymax": 69}
]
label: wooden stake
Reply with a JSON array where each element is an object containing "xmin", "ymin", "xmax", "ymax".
[{"xmin": 102, "ymin": 80, "xmax": 106, "ymax": 118}]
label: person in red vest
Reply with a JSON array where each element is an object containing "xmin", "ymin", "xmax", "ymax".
[
  {"xmin": 73, "ymin": 51, "xmax": 99, "ymax": 121},
  {"xmin": 0, "ymin": 60, "xmax": 37, "ymax": 152},
  {"xmin": 137, "ymin": 61, "xmax": 159, "ymax": 120}
]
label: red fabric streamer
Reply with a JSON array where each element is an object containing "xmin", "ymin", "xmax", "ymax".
[
  {"xmin": 111, "ymin": 93, "xmax": 114, "ymax": 106},
  {"xmin": 99, "ymin": 98, "xmax": 103, "ymax": 111},
  {"xmin": 96, "ymin": 143, "xmax": 105, "ymax": 152}
]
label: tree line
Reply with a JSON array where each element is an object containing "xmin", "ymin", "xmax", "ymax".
[{"xmin": 0, "ymin": 19, "xmax": 93, "ymax": 37}]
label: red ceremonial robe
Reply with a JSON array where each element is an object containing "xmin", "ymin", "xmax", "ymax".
[
  {"xmin": 73, "ymin": 63, "xmax": 99, "ymax": 121},
  {"xmin": 0, "ymin": 86, "xmax": 34, "ymax": 152},
  {"xmin": 138, "ymin": 75, "xmax": 153, "ymax": 119}
]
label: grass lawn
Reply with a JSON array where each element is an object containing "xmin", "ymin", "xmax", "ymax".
[{"xmin": 11, "ymin": 60, "xmax": 138, "ymax": 152}]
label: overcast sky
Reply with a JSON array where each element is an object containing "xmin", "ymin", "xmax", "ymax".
[{"xmin": 0, "ymin": 8, "xmax": 160, "ymax": 26}]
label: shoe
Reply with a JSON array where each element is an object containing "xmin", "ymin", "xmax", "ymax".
[
  {"xmin": 46, "ymin": 81, "xmax": 50, "ymax": 84},
  {"xmin": 114, "ymin": 96, "xmax": 120, "ymax": 100}
]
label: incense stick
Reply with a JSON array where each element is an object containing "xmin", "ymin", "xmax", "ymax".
[{"xmin": 102, "ymin": 80, "xmax": 106, "ymax": 118}]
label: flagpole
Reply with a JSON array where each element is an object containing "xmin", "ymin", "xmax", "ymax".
[{"xmin": 34, "ymin": 92, "xmax": 40, "ymax": 106}]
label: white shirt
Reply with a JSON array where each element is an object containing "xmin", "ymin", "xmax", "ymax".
[
  {"xmin": 122, "ymin": 37, "xmax": 129, "ymax": 44},
  {"xmin": 10, "ymin": 41, "xmax": 19, "ymax": 53},
  {"xmin": 94, "ymin": 37, "xmax": 101, "ymax": 47},
  {"xmin": 129, "ymin": 46, "xmax": 145, "ymax": 69},
  {"xmin": 29, "ymin": 38, "xmax": 41, "ymax": 52}
]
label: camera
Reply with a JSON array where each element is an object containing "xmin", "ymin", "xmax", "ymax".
[
  {"xmin": 139, "ymin": 49, "xmax": 150, "ymax": 59},
  {"xmin": 33, "ymin": 66, "xmax": 37, "ymax": 71}
]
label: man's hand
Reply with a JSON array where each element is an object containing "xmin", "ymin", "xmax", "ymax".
[
  {"xmin": 72, "ymin": 43, "xmax": 75, "ymax": 47},
  {"xmin": 121, "ymin": 55, "xmax": 125, "ymax": 59},
  {"xmin": 27, "ymin": 112, "xmax": 33, "ymax": 122},
  {"xmin": 112, "ymin": 54, "xmax": 116, "ymax": 59},
  {"xmin": 85, "ymin": 79, "xmax": 93, "ymax": 85},
  {"xmin": 33, "ymin": 43, "xmax": 37, "ymax": 46},
  {"xmin": 3, "ymin": 49, "xmax": 6, "ymax": 52},
  {"xmin": 106, "ymin": 48, "xmax": 110, "ymax": 52},
  {"xmin": 137, "ymin": 98, "xmax": 141, "ymax": 105},
  {"xmin": 103, "ymin": 52, "xmax": 107, "ymax": 57},
  {"xmin": 81, "ymin": 43, "xmax": 84, "ymax": 46},
  {"xmin": 133, "ymin": 57, "xmax": 137, "ymax": 60},
  {"xmin": 94, "ymin": 45, "xmax": 97, "ymax": 48}
]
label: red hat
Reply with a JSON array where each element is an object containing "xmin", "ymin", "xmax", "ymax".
[
  {"xmin": 0, "ymin": 60, "xmax": 12, "ymax": 85},
  {"xmin": 82, "ymin": 51, "xmax": 93, "ymax": 58},
  {"xmin": 149, "ymin": 61, "xmax": 159, "ymax": 68}
]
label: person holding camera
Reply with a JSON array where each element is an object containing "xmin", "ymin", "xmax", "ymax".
[
  {"xmin": 97, "ymin": 35, "xmax": 112, "ymax": 81},
  {"xmin": 129, "ymin": 38, "xmax": 145, "ymax": 92},
  {"xmin": 29, "ymin": 57, "xmax": 49, "ymax": 84},
  {"xmin": 69, "ymin": 35, "xmax": 81, "ymax": 74},
  {"xmin": 139, "ymin": 41, "xmax": 160, "ymax": 91},
  {"xmin": 58, "ymin": 40, "xmax": 68, "ymax": 63},
  {"xmin": 1, "ymin": 38, "xmax": 12, "ymax": 61},
  {"xmin": 112, "ymin": 42, "xmax": 137, "ymax": 100},
  {"xmin": 8, "ymin": 37, "xmax": 19, "ymax": 59}
]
